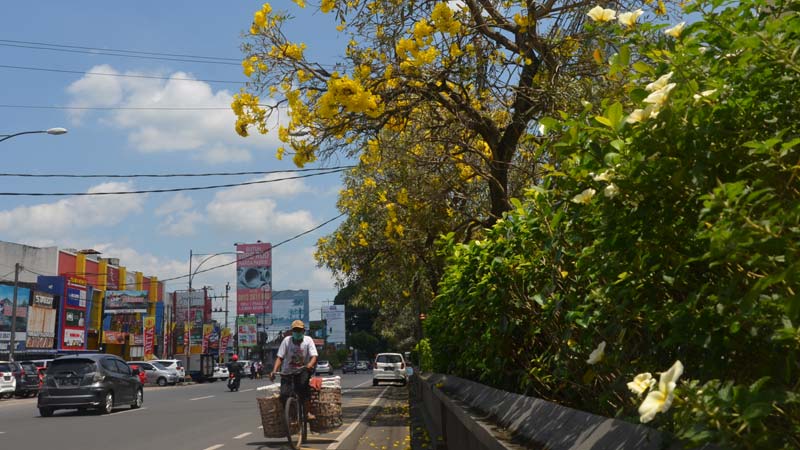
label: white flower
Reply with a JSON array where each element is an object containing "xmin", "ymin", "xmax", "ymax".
[
  {"xmin": 645, "ymin": 72, "xmax": 673, "ymax": 92},
  {"xmin": 627, "ymin": 372, "xmax": 656, "ymax": 396},
  {"xmin": 643, "ymin": 83, "xmax": 677, "ymax": 107},
  {"xmin": 593, "ymin": 170, "xmax": 613, "ymax": 182},
  {"xmin": 604, "ymin": 183, "xmax": 619, "ymax": 198},
  {"xmin": 626, "ymin": 108, "xmax": 649, "ymax": 124},
  {"xmin": 571, "ymin": 188, "xmax": 597, "ymax": 205},
  {"xmin": 664, "ymin": 22, "xmax": 686, "ymax": 38},
  {"xmin": 638, "ymin": 360, "xmax": 684, "ymax": 423},
  {"xmin": 693, "ymin": 89, "xmax": 717, "ymax": 100},
  {"xmin": 617, "ymin": 9, "xmax": 643, "ymax": 27},
  {"xmin": 587, "ymin": 5, "xmax": 616, "ymax": 22},
  {"xmin": 586, "ymin": 341, "xmax": 606, "ymax": 365}
]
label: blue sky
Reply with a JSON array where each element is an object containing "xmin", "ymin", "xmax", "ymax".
[{"xmin": 0, "ymin": 1, "xmax": 350, "ymax": 316}]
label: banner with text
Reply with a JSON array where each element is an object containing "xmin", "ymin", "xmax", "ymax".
[
  {"xmin": 323, "ymin": 305, "xmax": 346, "ymax": 344},
  {"xmin": 26, "ymin": 292, "xmax": 56, "ymax": 349},
  {"xmin": 236, "ymin": 242, "xmax": 272, "ymax": 315},
  {"xmin": 237, "ymin": 316, "xmax": 257, "ymax": 347},
  {"xmin": 202, "ymin": 323, "xmax": 213, "ymax": 353},
  {"xmin": 144, "ymin": 317, "xmax": 155, "ymax": 359},
  {"xmin": 104, "ymin": 290, "xmax": 148, "ymax": 314}
]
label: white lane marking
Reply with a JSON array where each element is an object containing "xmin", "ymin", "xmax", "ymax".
[
  {"xmin": 327, "ymin": 386, "xmax": 389, "ymax": 450},
  {"xmin": 342, "ymin": 379, "xmax": 374, "ymax": 393},
  {"xmin": 190, "ymin": 395, "xmax": 215, "ymax": 401},
  {"xmin": 239, "ymin": 388, "xmax": 254, "ymax": 392},
  {"xmin": 105, "ymin": 407, "xmax": 148, "ymax": 416},
  {"xmin": 258, "ymin": 426, "xmax": 263, "ymax": 429},
  {"xmin": 202, "ymin": 445, "xmax": 224, "ymax": 450},
  {"xmin": 233, "ymin": 432, "xmax": 252, "ymax": 439},
  {"xmin": 0, "ymin": 431, "xmax": 5, "ymax": 434}
]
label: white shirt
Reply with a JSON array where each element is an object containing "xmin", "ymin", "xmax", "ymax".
[{"xmin": 277, "ymin": 335, "xmax": 318, "ymax": 374}]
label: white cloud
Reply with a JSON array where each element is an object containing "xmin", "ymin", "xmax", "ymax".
[
  {"xmin": 206, "ymin": 173, "xmax": 315, "ymax": 235},
  {"xmin": 155, "ymin": 193, "xmax": 193, "ymax": 216},
  {"xmin": 273, "ymin": 246, "xmax": 337, "ymax": 298},
  {"xmin": 66, "ymin": 66, "xmax": 281, "ymax": 162},
  {"xmin": 158, "ymin": 211, "xmax": 203, "ymax": 237},
  {"xmin": 0, "ymin": 182, "xmax": 145, "ymax": 241}
]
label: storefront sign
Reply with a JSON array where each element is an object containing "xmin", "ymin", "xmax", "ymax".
[
  {"xmin": 236, "ymin": 242, "xmax": 272, "ymax": 315},
  {"xmin": 102, "ymin": 330, "xmax": 127, "ymax": 345},
  {"xmin": 26, "ymin": 292, "xmax": 56, "ymax": 349},
  {"xmin": 202, "ymin": 324, "xmax": 213, "ymax": 353},
  {"xmin": 32, "ymin": 293, "xmax": 54, "ymax": 308},
  {"xmin": 63, "ymin": 328, "xmax": 85, "ymax": 349},
  {"xmin": 65, "ymin": 309, "xmax": 86, "ymax": 328},
  {"xmin": 144, "ymin": 317, "xmax": 155, "ymax": 359},
  {"xmin": 104, "ymin": 290, "xmax": 148, "ymax": 314},
  {"xmin": 66, "ymin": 280, "xmax": 87, "ymax": 308}
]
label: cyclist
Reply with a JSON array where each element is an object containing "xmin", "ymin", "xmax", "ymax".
[{"xmin": 269, "ymin": 320, "xmax": 318, "ymax": 419}]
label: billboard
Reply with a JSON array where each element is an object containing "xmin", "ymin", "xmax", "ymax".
[
  {"xmin": 236, "ymin": 242, "xmax": 272, "ymax": 315},
  {"xmin": 144, "ymin": 316, "xmax": 156, "ymax": 359},
  {"xmin": 0, "ymin": 284, "xmax": 30, "ymax": 352},
  {"xmin": 266, "ymin": 290, "xmax": 309, "ymax": 334},
  {"xmin": 104, "ymin": 290, "xmax": 148, "ymax": 314},
  {"xmin": 237, "ymin": 316, "xmax": 257, "ymax": 347},
  {"xmin": 323, "ymin": 305, "xmax": 346, "ymax": 344},
  {"xmin": 26, "ymin": 292, "xmax": 56, "ymax": 349},
  {"xmin": 62, "ymin": 279, "xmax": 87, "ymax": 351}
]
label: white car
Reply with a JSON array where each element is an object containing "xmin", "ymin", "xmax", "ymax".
[
  {"xmin": 0, "ymin": 362, "xmax": 18, "ymax": 398},
  {"xmin": 151, "ymin": 359, "xmax": 186, "ymax": 381},
  {"xmin": 372, "ymin": 353, "xmax": 408, "ymax": 386},
  {"xmin": 213, "ymin": 364, "xmax": 229, "ymax": 380}
]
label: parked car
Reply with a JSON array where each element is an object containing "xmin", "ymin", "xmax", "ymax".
[
  {"xmin": 38, "ymin": 354, "xmax": 143, "ymax": 416},
  {"xmin": 315, "ymin": 360, "xmax": 333, "ymax": 375},
  {"xmin": 0, "ymin": 362, "xmax": 17, "ymax": 399},
  {"xmin": 213, "ymin": 363, "xmax": 229, "ymax": 380},
  {"xmin": 341, "ymin": 360, "xmax": 358, "ymax": 374},
  {"xmin": 17, "ymin": 361, "xmax": 42, "ymax": 397},
  {"xmin": 356, "ymin": 361, "xmax": 369, "ymax": 372},
  {"xmin": 126, "ymin": 361, "xmax": 178, "ymax": 386},
  {"xmin": 127, "ymin": 364, "xmax": 148, "ymax": 385},
  {"xmin": 151, "ymin": 359, "xmax": 185, "ymax": 381},
  {"xmin": 373, "ymin": 353, "xmax": 407, "ymax": 386}
]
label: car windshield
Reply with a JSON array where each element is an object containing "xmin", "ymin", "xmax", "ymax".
[
  {"xmin": 376, "ymin": 355, "xmax": 403, "ymax": 364},
  {"xmin": 47, "ymin": 359, "xmax": 96, "ymax": 376},
  {"xmin": 151, "ymin": 362, "xmax": 168, "ymax": 370},
  {"xmin": 317, "ymin": 361, "xmax": 329, "ymax": 365},
  {"xmin": 0, "ymin": 363, "xmax": 11, "ymax": 372}
]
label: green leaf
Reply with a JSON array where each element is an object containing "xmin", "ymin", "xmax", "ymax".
[
  {"xmin": 594, "ymin": 115, "xmax": 615, "ymax": 128},
  {"xmin": 632, "ymin": 61, "xmax": 653, "ymax": 74},
  {"xmin": 742, "ymin": 402, "xmax": 772, "ymax": 421}
]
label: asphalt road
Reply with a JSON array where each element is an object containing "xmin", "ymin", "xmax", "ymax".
[{"xmin": 0, "ymin": 371, "xmax": 411, "ymax": 450}]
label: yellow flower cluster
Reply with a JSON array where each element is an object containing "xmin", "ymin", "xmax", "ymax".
[
  {"xmin": 241, "ymin": 56, "xmax": 263, "ymax": 77},
  {"xmin": 231, "ymin": 92, "xmax": 264, "ymax": 137},
  {"xmin": 269, "ymin": 42, "xmax": 306, "ymax": 60},
  {"xmin": 513, "ymin": 13, "xmax": 531, "ymax": 32},
  {"xmin": 320, "ymin": 0, "xmax": 336, "ymax": 14},
  {"xmin": 251, "ymin": 3, "xmax": 272, "ymax": 34},
  {"xmin": 316, "ymin": 75, "xmax": 382, "ymax": 119},
  {"xmin": 431, "ymin": 3, "xmax": 458, "ymax": 32},
  {"xmin": 395, "ymin": 19, "xmax": 441, "ymax": 72}
]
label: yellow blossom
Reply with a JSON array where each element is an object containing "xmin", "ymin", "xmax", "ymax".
[
  {"xmin": 320, "ymin": 0, "xmax": 335, "ymax": 13},
  {"xmin": 627, "ymin": 373, "xmax": 656, "ymax": 396},
  {"xmin": 638, "ymin": 361, "xmax": 684, "ymax": 423},
  {"xmin": 586, "ymin": 341, "xmax": 606, "ymax": 365},
  {"xmin": 276, "ymin": 147, "xmax": 285, "ymax": 160},
  {"xmin": 664, "ymin": 22, "xmax": 686, "ymax": 38},
  {"xmin": 292, "ymin": 0, "xmax": 305, "ymax": 7},
  {"xmin": 587, "ymin": 5, "xmax": 616, "ymax": 22},
  {"xmin": 571, "ymin": 188, "xmax": 596, "ymax": 204},
  {"xmin": 617, "ymin": 9, "xmax": 643, "ymax": 27}
]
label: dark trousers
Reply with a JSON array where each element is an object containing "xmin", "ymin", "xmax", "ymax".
[{"xmin": 280, "ymin": 370, "xmax": 311, "ymax": 404}]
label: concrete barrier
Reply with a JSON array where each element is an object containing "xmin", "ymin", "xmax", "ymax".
[{"xmin": 412, "ymin": 373, "xmax": 711, "ymax": 450}]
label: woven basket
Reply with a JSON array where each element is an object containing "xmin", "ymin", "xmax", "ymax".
[
  {"xmin": 257, "ymin": 395, "xmax": 299, "ymax": 438},
  {"xmin": 310, "ymin": 387, "xmax": 343, "ymax": 433}
]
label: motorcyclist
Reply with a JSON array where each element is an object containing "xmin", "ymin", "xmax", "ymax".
[{"xmin": 226, "ymin": 355, "xmax": 244, "ymax": 389}]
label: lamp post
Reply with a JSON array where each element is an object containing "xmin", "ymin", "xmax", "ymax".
[
  {"xmin": 184, "ymin": 250, "xmax": 242, "ymax": 378},
  {"xmin": 0, "ymin": 127, "xmax": 67, "ymax": 143}
]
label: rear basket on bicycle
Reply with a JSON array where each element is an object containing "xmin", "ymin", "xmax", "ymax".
[
  {"xmin": 310, "ymin": 387, "xmax": 343, "ymax": 433},
  {"xmin": 257, "ymin": 395, "xmax": 299, "ymax": 438}
]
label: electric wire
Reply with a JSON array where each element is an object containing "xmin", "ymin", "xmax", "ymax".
[
  {"xmin": 0, "ymin": 64, "xmax": 246, "ymax": 85},
  {"xmin": 0, "ymin": 104, "xmax": 233, "ymax": 111},
  {"xmin": 0, "ymin": 166, "xmax": 355, "ymax": 179},
  {"xmin": 0, "ymin": 169, "xmax": 348, "ymax": 196},
  {"xmin": 0, "ymin": 39, "xmax": 239, "ymax": 62},
  {"xmin": 0, "ymin": 42, "xmax": 240, "ymax": 66}
]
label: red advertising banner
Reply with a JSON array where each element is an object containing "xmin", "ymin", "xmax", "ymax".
[
  {"xmin": 236, "ymin": 242, "xmax": 272, "ymax": 315},
  {"xmin": 219, "ymin": 328, "xmax": 231, "ymax": 362},
  {"xmin": 201, "ymin": 324, "xmax": 212, "ymax": 353},
  {"xmin": 144, "ymin": 317, "xmax": 155, "ymax": 359},
  {"xmin": 183, "ymin": 323, "xmax": 190, "ymax": 347}
]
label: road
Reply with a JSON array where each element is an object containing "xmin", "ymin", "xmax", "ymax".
[{"xmin": 0, "ymin": 372, "xmax": 413, "ymax": 450}]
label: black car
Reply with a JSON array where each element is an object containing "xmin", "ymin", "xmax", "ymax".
[
  {"xmin": 341, "ymin": 361, "xmax": 358, "ymax": 374},
  {"xmin": 16, "ymin": 361, "xmax": 41, "ymax": 397},
  {"xmin": 38, "ymin": 354, "xmax": 143, "ymax": 416}
]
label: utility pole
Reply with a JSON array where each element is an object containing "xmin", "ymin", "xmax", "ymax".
[
  {"xmin": 9, "ymin": 263, "xmax": 21, "ymax": 361},
  {"xmin": 224, "ymin": 282, "xmax": 230, "ymax": 331}
]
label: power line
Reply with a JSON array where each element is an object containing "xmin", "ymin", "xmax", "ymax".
[
  {"xmin": 0, "ymin": 38, "xmax": 239, "ymax": 62},
  {"xmin": 0, "ymin": 64, "xmax": 245, "ymax": 85},
  {"xmin": 0, "ymin": 42, "xmax": 240, "ymax": 66},
  {"xmin": 0, "ymin": 104, "xmax": 232, "ymax": 111},
  {"xmin": 0, "ymin": 166, "xmax": 355, "ymax": 179},
  {"xmin": 0, "ymin": 169, "xmax": 347, "ymax": 196}
]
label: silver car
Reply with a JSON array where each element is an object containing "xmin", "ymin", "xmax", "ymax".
[
  {"xmin": 151, "ymin": 359, "xmax": 186, "ymax": 381},
  {"xmin": 127, "ymin": 361, "xmax": 177, "ymax": 386}
]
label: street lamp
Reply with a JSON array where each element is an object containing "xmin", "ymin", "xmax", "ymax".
[{"xmin": 0, "ymin": 127, "xmax": 68, "ymax": 143}]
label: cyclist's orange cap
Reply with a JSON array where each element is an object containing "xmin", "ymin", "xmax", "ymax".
[{"xmin": 291, "ymin": 320, "xmax": 305, "ymax": 330}]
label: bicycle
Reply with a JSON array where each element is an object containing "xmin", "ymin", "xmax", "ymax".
[{"xmin": 273, "ymin": 368, "xmax": 311, "ymax": 449}]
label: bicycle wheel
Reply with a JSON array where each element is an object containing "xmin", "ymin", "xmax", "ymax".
[{"xmin": 284, "ymin": 396, "xmax": 303, "ymax": 449}]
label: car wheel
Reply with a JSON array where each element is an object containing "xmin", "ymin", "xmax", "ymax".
[
  {"xmin": 373, "ymin": 379, "xmax": 378, "ymax": 386},
  {"xmin": 101, "ymin": 392, "xmax": 114, "ymax": 414},
  {"xmin": 157, "ymin": 377, "xmax": 167, "ymax": 386},
  {"xmin": 1, "ymin": 393, "xmax": 11, "ymax": 399},
  {"xmin": 39, "ymin": 407, "xmax": 53, "ymax": 417},
  {"xmin": 131, "ymin": 389, "xmax": 143, "ymax": 409}
]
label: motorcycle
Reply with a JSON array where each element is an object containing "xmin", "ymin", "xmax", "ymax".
[{"xmin": 227, "ymin": 372, "xmax": 240, "ymax": 392}]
